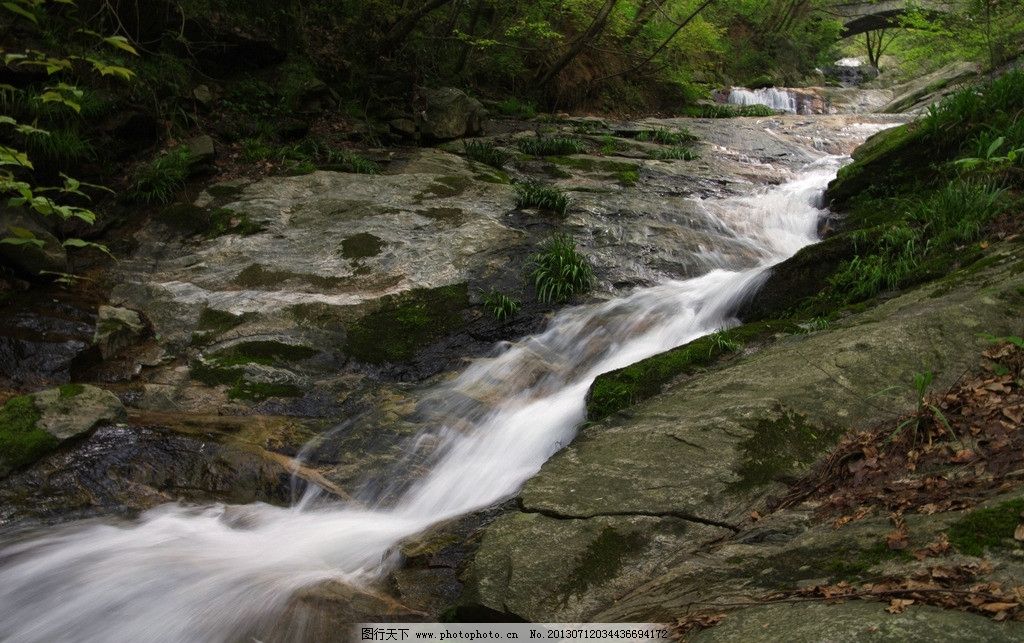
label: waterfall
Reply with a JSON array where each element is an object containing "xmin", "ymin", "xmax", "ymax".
[
  {"xmin": 0, "ymin": 154, "xmax": 855, "ymax": 642},
  {"xmin": 727, "ymin": 87, "xmax": 798, "ymax": 113}
]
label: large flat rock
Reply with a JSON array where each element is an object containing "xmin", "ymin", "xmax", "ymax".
[{"xmin": 463, "ymin": 242, "xmax": 1024, "ymax": 620}]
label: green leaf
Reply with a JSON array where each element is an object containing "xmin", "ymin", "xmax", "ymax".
[
  {"xmin": 102, "ymin": 35, "xmax": 139, "ymax": 56},
  {"xmin": 0, "ymin": 236, "xmax": 45, "ymax": 248},
  {"xmin": 83, "ymin": 58, "xmax": 135, "ymax": 81},
  {"xmin": 986, "ymin": 137, "xmax": 1005, "ymax": 159},
  {"xmin": 63, "ymin": 238, "xmax": 114, "ymax": 258},
  {"xmin": 0, "ymin": 145, "xmax": 33, "ymax": 168},
  {"xmin": 2, "ymin": 2, "xmax": 38, "ymax": 23}
]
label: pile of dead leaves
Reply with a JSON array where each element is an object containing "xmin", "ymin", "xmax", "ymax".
[
  {"xmin": 782, "ymin": 562, "xmax": 1024, "ymax": 622},
  {"xmin": 771, "ymin": 340, "xmax": 1024, "ymax": 521}
]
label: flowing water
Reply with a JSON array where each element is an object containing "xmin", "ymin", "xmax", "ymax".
[
  {"xmin": 0, "ymin": 146, "xmax": 861, "ymax": 641},
  {"xmin": 727, "ymin": 86, "xmax": 800, "ymax": 113}
]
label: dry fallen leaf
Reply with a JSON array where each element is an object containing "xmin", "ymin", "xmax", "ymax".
[
  {"xmin": 979, "ymin": 602, "xmax": 1018, "ymax": 614},
  {"xmin": 1014, "ymin": 524, "xmax": 1024, "ymax": 542},
  {"xmin": 887, "ymin": 598, "xmax": 915, "ymax": 614}
]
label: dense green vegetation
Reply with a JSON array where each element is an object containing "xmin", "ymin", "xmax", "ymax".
[
  {"xmin": 808, "ymin": 70, "xmax": 1024, "ymax": 311},
  {"xmin": 0, "ymin": 394, "xmax": 54, "ymax": 474}
]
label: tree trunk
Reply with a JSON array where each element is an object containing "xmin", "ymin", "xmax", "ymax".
[
  {"xmin": 536, "ymin": 0, "xmax": 620, "ymax": 87},
  {"xmin": 380, "ymin": 0, "xmax": 457, "ymax": 54}
]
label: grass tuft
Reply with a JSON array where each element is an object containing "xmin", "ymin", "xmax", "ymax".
[
  {"xmin": 529, "ymin": 233, "xmax": 594, "ymax": 303},
  {"xmin": 515, "ymin": 182, "xmax": 569, "ymax": 215}
]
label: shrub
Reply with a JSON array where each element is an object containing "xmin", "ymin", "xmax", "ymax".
[
  {"xmin": 517, "ymin": 136, "xmax": 587, "ymax": 156},
  {"xmin": 515, "ymin": 182, "xmax": 569, "ymax": 215},
  {"xmin": 529, "ymin": 233, "xmax": 594, "ymax": 303},
  {"xmin": 464, "ymin": 140, "xmax": 511, "ymax": 168},
  {"xmin": 128, "ymin": 147, "xmax": 191, "ymax": 205},
  {"xmin": 483, "ymin": 290, "xmax": 520, "ymax": 321}
]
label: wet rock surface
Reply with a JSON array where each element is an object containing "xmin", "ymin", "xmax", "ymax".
[
  {"xmin": 460, "ymin": 243, "xmax": 1024, "ymax": 623},
  {"xmin": 0, "ymin": 111, "xmax": 916, "ymax": 626}
]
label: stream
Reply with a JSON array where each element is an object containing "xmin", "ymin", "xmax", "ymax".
[{"xmin": 0, "ymin": 122, "xmax": 886, "ymax": 641}]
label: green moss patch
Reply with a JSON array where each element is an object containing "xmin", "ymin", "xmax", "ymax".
[
  {"xmin": 207, "ymin": 340, "xmax": 318, "ymax": 367},
  {"xmin": 232, "ymin": 264, "xmax": 346, "ymax": 290},
  {"xmin": 156, "ymin": 204, "xmax": 264, "ymax": 237},
  {"xmin": 587, "ymin": 321, "xmax": 795, "ymax": 422},
  {"xmin": 346, "ymin": 283, "xmax": 470, "ymax": 363},
  {"xmin": 419, "ymin": 207, "xmax": 467, "ymax": 225},
  {"xmin": 948, "ymin": 498, "xmax": 1024, "ymax": 556},
  {"xmin": 340, "ymin": 233, "xmax": 385, "ymax": 259},
  {"xmin": 58, "ymin": 383, "xmax": 84, "ymax": 398},
  {"xmin": 729, "ymin": 407, "xmax": 841, "ymax": 493},
  {"xmin": 560, "ymin": 527, "xmax": 645, "ymax": 598},
  {"xmin": 0, "ymin": 395, "xmax": 55, "ymax": 475}
]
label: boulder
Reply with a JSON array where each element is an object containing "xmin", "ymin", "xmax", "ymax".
[
  {"xmin": 93, "ymin": 305, "xmax": 147, "ymax": 359},
  {"xmin": 183, "ymin": 134, "xmax": 216, "ymax": 172},
  {"xmin": 736, "ymin": 234, "xmax": 856, "ymax": 322},
  {"xmin": 0, "ymin": 384, "xmax": 124, "ymax": 477},
  {"xmin": 413, "ymin": 87, "xmax": 486, "ymax": 141},
  {"xmin": 462, "ymin": 243, "xmax": 1024, "ymax": 621},
  {"xmin": 0, "ymin": 208, "xmax": 67, "ymax": 276},
  {"xmin": 31, "ymin": 384, "xmax": 125, "ymax": 441},
  {"xmin": 880, "ymin": 61, "xmax": 980, "ymax": 114}
]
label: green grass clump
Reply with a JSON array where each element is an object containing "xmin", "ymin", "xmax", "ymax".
[
  {"xmin": 529, "ymin": 233, "xmax": 594, "ymax": 304},
  {"xmin": 515, "ymin": 182, "xmax": 569, "ymax": 215},
  {"xmin": 24, "ymin": 128, "xmax": 95, "ymax": 166},
  {"xmin": 948, "ymin": 498, "xmax": 1024, "ymax": 556},
  {"xmin": 463, "ymin": 140, "xmax": 511, "ymax": 168},
  {"xmin": 241, "ymin": 138, "xmax": 275, "ymax": 162},
  {"xmin": 648, "ymin": 146, "xmax": 699, "ymax": 161},
  {"xmin": 128, "ymin": 147, "xmax": 191, "ymax": 205},
  {"xmin": 0, "ymin": 395, "xmax": 55, "ymax": 475},
  {"xmin": 825, "ymin": 180, "xmax": 1006, "ymax": 302},
  {"xmin": 517, "ymin": 136, "xmax": 587, "ymax": 157},
  {"xmin": 636, "ymin": 128, "xmax": 695, "ymax": 145},
  {"xmin": 483, "ymin": 290, "xmax": 520, "ymax": 321},
  {"xmin": 494, "ymin": 98, "xmax": 537, "ymax": 119}
]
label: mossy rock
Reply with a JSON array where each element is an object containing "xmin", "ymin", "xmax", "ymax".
[
  {"xmin": 0, "ymin": 385, "xmax": 125, "ymax": 477},
  {"xmin": 340, "ymin": 233, "xmax": 385, "ymax": 260},
  {"xmin": 586, "ymin": 321, "xmax": 796, "ymax": 422},
  {"xmin": 824, "ymin": 123, "xmax": 927, "ymax": 211},
  {"xmin": 737, "ymin": 234, "xmax": 857, "ymax": 322},
  {"xmin": 729, "ymin": 407, "xmax": 843, "ymax": 492},
  {"xmin": 948, "ymin": 498, "xmax": 1024, "ymax": 556},
  {"xmin": 0, "ymin": 395, "xmax": 52, "ymax": 477},
  {"xmin": 345, "ymin": 283, "xmax": 470, "ymax": 364}
]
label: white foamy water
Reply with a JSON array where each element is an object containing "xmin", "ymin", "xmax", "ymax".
[
  {"xmin": 0, "ymin": 153, "xmax": 853, "ymax": 641},
  {"xmin": 728, "ymin": 87, "xmax": 798, "ymax": 113}
]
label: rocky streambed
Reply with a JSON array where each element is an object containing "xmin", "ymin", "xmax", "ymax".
[{"xmin": 14, "ymin": 108, "xmax": 1023, "ymax": 638}]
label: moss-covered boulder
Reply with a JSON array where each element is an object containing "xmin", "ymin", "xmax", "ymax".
[
  {"xmin": 0, "ymin": 384, "xmax": 124, "ymax": 477},
  {"xmin": 824, "ymin": 123, "xmax": 924, "ymax": 211},
  {"xmin": 736, "ymin": 234, "xmax": 856, "ymax": 322}
]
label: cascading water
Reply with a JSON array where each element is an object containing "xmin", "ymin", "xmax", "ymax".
[
  {"xmin": 727, "ymin": 87, "xmax": 798, "ymax": 113},
  {"xmin": 0, "ymin": 151, "xmax": 856, "ymax": 641}
]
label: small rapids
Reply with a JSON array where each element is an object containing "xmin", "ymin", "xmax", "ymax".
[{"xmin": 0, "ymin": 153, "xmax": 853, "ymax": 641}]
